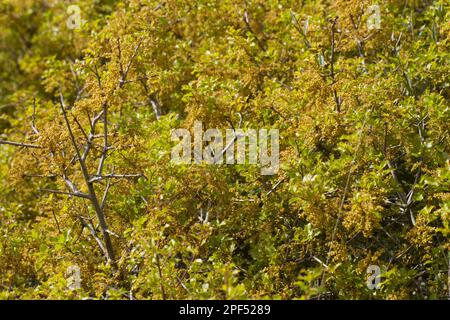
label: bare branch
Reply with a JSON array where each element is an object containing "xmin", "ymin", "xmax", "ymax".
[
  {"xmin": 243, "ymin": 11, "xmax": 266, "ymax": 52},
  {"xmin": 51, "ymin": 209, "xmax": 62, "ymax": 234},
  {"xmin": 72, "ymin": 115, "xmax": 89, "ymax": 142},
  {"xmin": 82, "ymin": 110, "xmax": 104, "ymax": 162},
  {"xmin": 329, "ymin": 17, "xmax": 342, "ymax": 113},
  {"xmin": 0, "ymin": 139, "xmax": 41, "ymax": 148},
  {"xmin": 150, "ymin": 98, "xmax": 161, "ymax": 120},
  {"xmin": 77, "ymin": 216, "xmax": 107, "ymax": 257},
  {"xmin": 155, "ymin": 253, "xmax": 167, "ymax": 300},
  {"xmin": 96, "ymin": 102, "xmax": 108, "ymax": 176},
  {"xmin": 291, "ymin": 12, "xmax": 310, "ymax": 49},
  {"xmin": 63, "ymin": 173, "xmax": 80, "ymax": 194},
  {"xmin": 121, "ymin": 38, "xmax": 143, "ymax": 86},
  {"xmin": 90, "ymin": 173, "xmax": 144, "ymax": 183},
  {"xmin": 59, "ymin": 87, "xmax": 116, "ymax": 265},
  {"xmin": 101, "ymin": 178, "xmax": 111, "ymax": 211},
  {"xmin": 266, "ymin": 178, "xmax": 285, "ymax": 196},
  {"xmin": 387, "ymin": 160, "xmax": 416, "ymax": 226},
  {"xmin": 39, "ymin": 188, "xmax": 90, "ymax": 199},
  {"xmin": 117, "ymin": 37, "xmax": 125, "ymax": 80},
  {"xmin": 22, "ymin": 174, "xmax": 57, "ymax": 178}
]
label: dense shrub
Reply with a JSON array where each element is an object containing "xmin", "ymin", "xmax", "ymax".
[{"xmin": 0, "ymin": 0, "xmax": 449, "ymax": 299}]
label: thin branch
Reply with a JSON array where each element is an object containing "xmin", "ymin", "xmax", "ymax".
[
  {"xmin": 0, "ymin": 139, "xmax": 41, "ymax": 148},
  {"xmin": 155, "ymin": 253, "xmax": 167, "ymax": 300},
  {"xmin": 96, "ymin": 102, "xmax": 108, "ymax": 176},
  {"xmin": 72, "ymin": 115, "xmax": 89, "ymax": 142},
  {"xmin": 321, "ymin": 109, "xmax": 370, "ymax": 284},
  {"xmin": 22, "ymin": 174, "xmax": 57, "ymax": 178},
  {"xmin": 122, "ymin": 39, "xmax": 143, "ymax": 85},
  {"xmin": 63, "ymin": 173, "xmax": 80, "ymax": 194},
  {"xmin": 329, "ymin": 17, "xmax": 341, "ymax": 113},
  {"xmin": 59, "ymin": 87, "xmax": 116, "ymax": 265},
  {"xmin": 387, "ymin": 160, "xmax": 416, "ymax": 226},
  {"xmin": 117, "ymin": 37, "xmax": 124, "ymax": 79},
  {"xmin": 82, "ymin": 110, "xmax": 104, "ymax": 162},
  {"xmin": 212, "ymin": 113, "xmax": 243, "ymax": 164},
  {"xmin": 90, "ymin": 173, "xmax": 144, "ymax": 183},
  {"xmin": 40, "ymin": 188, "xmax": 90, "ymax": 199},
  {"xmin": 78, "ymin": 216, "xmax": 107, "ymax": 257},
  {"xmin": 150, "ymin": 98, "xmax": 161, "ymax": 120},
  {"xmin": 51, "ymin": 209, "xmax": 62, "ymax": 234},
  {"xmin": 140, "ymin": 79, "xmax": 162, "ymax": 120},
  {"xmin": 266, "ymin": 178, "xmax": 285, "ymax": 196},
  {"xmin": 312, "ymin": 255, "xmax": 329, "ymax": 269},
  {"xmin": 291, "ymin": 12, "xmax": 310, "ymax": 49},
  {"xmin": 101, "ymin": 178, "xmax": 111, "ymax": 211},
  {"xmin": 243, "ymin": 11, "xmax": 266, "ymax": 52}
]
